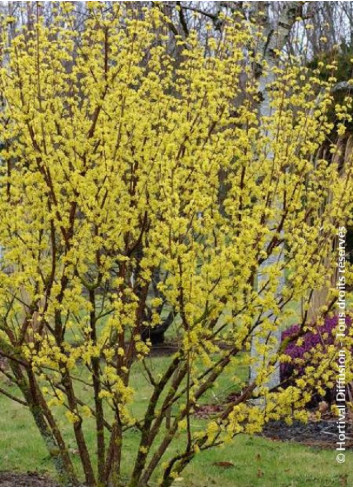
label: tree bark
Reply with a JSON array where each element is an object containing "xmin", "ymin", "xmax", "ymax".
[{"xmin": 250, "ymin": 2, "xmax": 301, "ymax": 391}]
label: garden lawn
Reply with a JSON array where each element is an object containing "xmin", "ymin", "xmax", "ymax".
[{"xmin": 0, "ymin": 354, "xmax": 352, "ymax": 486}]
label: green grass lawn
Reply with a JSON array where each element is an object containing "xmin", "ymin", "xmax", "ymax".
[
  {"xmin": 0, "ymin": 393, "xmax": 352, "ymax": 487},
  {"xmin": 0, "ymin": 353, "xmax": 352, "ymax": 487}
]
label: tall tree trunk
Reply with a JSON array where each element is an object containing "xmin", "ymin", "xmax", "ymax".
[
  {"xmin": 307, "ymin": 134, "xmax": 353, "ymax": 322},
  {"xmin": 250, "ymin": 2, "xmax": 301, "ymax": 391}
]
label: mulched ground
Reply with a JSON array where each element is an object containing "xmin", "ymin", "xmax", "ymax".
[
  {"xmin": 148, "ymin": 340, "xmax": 232, "ymax": 357},
  {"xmin": 148, "ymin": 341, "xmax": 179, "ymax": 356},
  {"xmin": 262, "ymin": 419, "xmax": 353, "ymax": 449},
  {"xmin": 0, "ymin": 471, "xmax": 57, "ymax": 487}
]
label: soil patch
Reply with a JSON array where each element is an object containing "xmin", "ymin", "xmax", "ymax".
[
  {"xmin": 149, "ymin": 342, "xmax": 179, "ymax": 356},
  {"xmin": 0, "ymin": 471, "xmax": 57, "ymax": 487},
  {"xmin": 262, "ymin": 419, "xmax": 353, "ymax": 449}
]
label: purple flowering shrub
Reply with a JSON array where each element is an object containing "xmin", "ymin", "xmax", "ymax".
[{"xmin": 280, "ymin": 315, "xmax": 352, "ymax": 404}]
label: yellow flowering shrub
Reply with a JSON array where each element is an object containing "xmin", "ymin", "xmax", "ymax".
[{"xmin": 0, "ymin": 3, "xmax": 351, "ymax": 487}]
